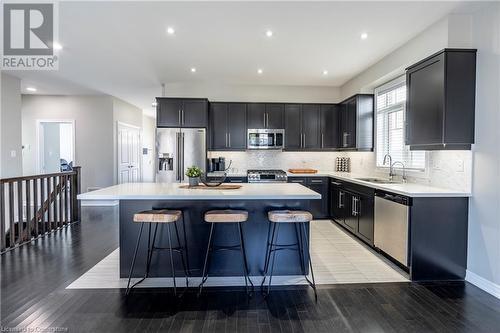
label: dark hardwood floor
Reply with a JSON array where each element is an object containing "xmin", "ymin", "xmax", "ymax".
[{"xmin": 1, "ymin": 206, "xmax": 500, "ymax": 332}]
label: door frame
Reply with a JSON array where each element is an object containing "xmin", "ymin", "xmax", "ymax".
[
  {"xmin": 116, "ymin": 121, "xmax": 142, "ymax": 184},
  {"xmin": 36, "ymin": 119, "xmax": 76, "ymax": 174}
]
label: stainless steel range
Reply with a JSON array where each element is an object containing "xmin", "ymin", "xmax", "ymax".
[{"xmin": 247, "ymin": 169, "xmax": 288, "ymax": 183}]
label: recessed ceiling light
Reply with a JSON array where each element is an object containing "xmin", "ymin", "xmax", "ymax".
[
  {"xmin": 26, "ymin": 87, "xmax": 37, "ymax": 92},
  {"xmin": 265, "ymin": 30, "xmax": 273, "ymax": 38},
  {"xmin": 190, "ymin": 67, "xmax": 196, "ymax": 73},
  {"xmin": 322, "ymin": 70, "xmax": 328, "ymax": 76},
  {"xmin": 167, "ymin": 27, "xmax": 175, "ymax": 35},
  {"xmin": 360, "ymin": 32, "xmax": 368, "ymax": 40},
  {"xmin": 52, "ymin": 42, "xmax": 63, "ymax": 50},
  {"xmin": 257, "ymin": 68, "xmax": 263, "ymax": 74}
]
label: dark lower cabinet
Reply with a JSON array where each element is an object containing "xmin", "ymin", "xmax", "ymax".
[
  {"xmin": 288, "ymin": 177, "xmax": 329, "ymax": 219},
  {"xmin": 330, "ymin": 178, "xmax": 374, "ymax": 245}
]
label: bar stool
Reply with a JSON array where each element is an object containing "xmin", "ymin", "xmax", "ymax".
[
  {"xmin": 126, "ymin": 209, "xmax": 189, "ymax": 296},
  {"xmin": 261, "ymin": 210, "xmax": 317, "ymax": 299},
  {"xmin": 198, "ymin": 210, "xmax": 254, "ymax": 297}
]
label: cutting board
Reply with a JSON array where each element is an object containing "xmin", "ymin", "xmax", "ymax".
[
  {"xmin": 179, "ymin": 184, "xmax": 242, "ymax": 190},
  {"xmin": 288, "ymin": 169, "xmax": 318, "ymax": 174}
]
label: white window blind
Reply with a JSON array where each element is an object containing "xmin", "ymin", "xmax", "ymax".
[{"xmin": 375, "ymin": 78, "xmax": 426, "ymax": 170}]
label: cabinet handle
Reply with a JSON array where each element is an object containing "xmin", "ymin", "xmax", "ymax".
[
  {"xmin": 225, "ymin": 133, "xmax": 228, "ymax": 147},
  {"xmin": 264, "ymin": 113, "xmax": 267, "ymax": 127},
  {"xmin": 321, "ymin": 133, "xmax": 324, "ymax": 148},
  {"xmin": 228, "ymin": 133, "xmax": 231, "ymax": 147},
  {"xmin": 331, "ymin": 181, "xmax": 342, "ymax": 186},
  {"xmin": 339, "ymin": 191, "xmax": 344, "ymax": 208},
  {"xmin": 343, "ymin": 132, "xmax": 348, "ymax": 147},
  {"xmin": 179, "ymin": 109, "xmax": 182, "ymax": 125},
  {"xmin": 182, "ymin": 109, "xmax": 185, "ymax": 125},
  {"xmin": 310, "ymin": 179, "xmax": 323, "ymax": 183},
  {"xmin": 266, "ymin": 113, "xmax": 269, "ymax": 127},
  {"xmin": 303, "ymin": 134, "xmax": 306, "ymax": 147}
]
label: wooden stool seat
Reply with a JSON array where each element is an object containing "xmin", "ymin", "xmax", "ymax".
[
  {"xmin": 204, "ymin": 210, "xmax": 248, "ymax": 223},
  {"xmin": 268, "ymin": 210, "xmax": 313, "ymax": 223},
  {"xmin": 133, "ymin": 210, "xmax": 182, "ymax": 223}
]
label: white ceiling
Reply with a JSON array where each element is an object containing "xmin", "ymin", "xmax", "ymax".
[{"xmin": 9, "ymin": 1, "xmax": 468, "ymax": 111}]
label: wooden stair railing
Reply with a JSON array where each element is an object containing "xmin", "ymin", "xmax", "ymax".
[{"xmin": 0, "ymin": 166, "xmax": 81, "ymax": 253}]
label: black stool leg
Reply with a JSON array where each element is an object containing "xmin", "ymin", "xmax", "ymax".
[
  {"xmin": 166, "ymin": 223, "xmax": 177, "ymax": 296},
  {"xmin": 237, "ymin": 222, "xmax": 253, "ymax": 296},
  {"xmin": 174, "ymin": 221, "xmax": 189, "ymax": 290},
  {"xmin": 126, "ymin": 222, "xmax": 144, "ymax": 295},
  {"xmin": 261, "ymin": 222, "xmax": 277, "ymax": 290},
  {"xmin": 266, "ymin": 223, "xmax": 280, "ymax": 296},
  {"xmin": 294, "ymin": 223, "xmax": 306, "ymax": 275},
  {"xmin": 198, "ymin": 222, "xmax": 215, "ymax": 297},
  {"xmin": 301, "ymin": 222, "xmax": 317, "ymax": 301},
  {"xmin": 180, "ymin": 210, "xmax": 190, "ymax": 275},
  {"xmin": 146, "ymin": 223, "xmax": 159, "ymax": 277}
]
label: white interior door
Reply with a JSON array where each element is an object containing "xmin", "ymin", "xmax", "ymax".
[{"xmin": 118, "ymin": 123, "xmax": 141, "ymax": 184}]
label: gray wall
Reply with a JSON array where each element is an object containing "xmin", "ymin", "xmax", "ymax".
[
  {"xmin": 22, "ymin": 95, "xmax": 114, "ymax": 192},
  {"xmin": 1, "ymin": 73, "xmax": 23, "ymax": 178},
  {"xmin": 112, "ymin": 97, "xmax": 143, "ymax": 183},
  {"xmin": 467, "ymin": 3, "xmax": 500, "ymax": 288}
]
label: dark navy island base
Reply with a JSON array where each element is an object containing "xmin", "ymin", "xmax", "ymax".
[{"xmin": 119, "ymin": 199, "xmax": 311, "ymax": 278}]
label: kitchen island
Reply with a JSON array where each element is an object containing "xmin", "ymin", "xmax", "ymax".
[{"xmin": 78, "ymin": 183, "xmax": 321, "ymax": 278}]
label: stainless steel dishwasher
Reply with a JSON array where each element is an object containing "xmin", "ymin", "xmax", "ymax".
[{"xmin": 374, "ymin": 191, "xmax": 411, "ymax": 267}]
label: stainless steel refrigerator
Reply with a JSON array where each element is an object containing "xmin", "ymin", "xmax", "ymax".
[{"xmin": 156, "ymin": 128, "xmax": 206, "ymax": 183}]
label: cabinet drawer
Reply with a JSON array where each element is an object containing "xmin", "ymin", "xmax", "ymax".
[{"xmin": 288, "ymin": 177, "xmax": 307, "ymax": 184}]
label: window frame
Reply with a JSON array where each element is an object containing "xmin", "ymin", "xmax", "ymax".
[{"xmin": 374, "ymin": 76, "xmax": 428, "ymax": 174}]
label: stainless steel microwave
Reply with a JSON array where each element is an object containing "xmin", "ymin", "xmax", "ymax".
[{"xmin": 247, "ymin": 129, "xmax": 285, "ymax": 149}]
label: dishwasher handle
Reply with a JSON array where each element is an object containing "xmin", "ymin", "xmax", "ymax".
[{"xmin": 375, "ymin": 191, "xmax": 411, "ymax": 206}]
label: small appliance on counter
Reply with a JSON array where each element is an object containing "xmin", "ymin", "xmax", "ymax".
[
  {"xmin": 207, "ymin": 157, "xmax": 226, "ymax": 172},
  {"xmin": 335, "ymin": 157, "xmax": 350, "ymax": 172}
]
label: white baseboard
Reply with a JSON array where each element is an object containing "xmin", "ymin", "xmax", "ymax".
[
  {"xmin": 81, "ymin": 200, "xmax": 119, "ymax": 207},
  {"xmin": 466, "ymin": 270, "xmax": 500, "ymax": 299}
]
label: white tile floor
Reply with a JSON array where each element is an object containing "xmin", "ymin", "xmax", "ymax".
[{"xmin": 66, "ymin": 220, "xmax": 408, "ymax": 289}]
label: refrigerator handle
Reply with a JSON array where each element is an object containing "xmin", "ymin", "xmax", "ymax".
[
  {"xmin": 181, "ymin": 132, "xmax": 185, "ymax": 180},
  {"xmin": 175, "ymin": 133, "xmax": 181, "ymax": 180}
]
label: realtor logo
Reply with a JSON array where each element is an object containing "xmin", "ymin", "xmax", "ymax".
[{"xmin": 1, "ymin": 2, "xmax": 59, "ymax": 70}]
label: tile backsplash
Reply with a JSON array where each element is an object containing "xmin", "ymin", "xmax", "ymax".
[{"xmin": 208, "ymin": 150, "xmax": 472, "ymax": 192}]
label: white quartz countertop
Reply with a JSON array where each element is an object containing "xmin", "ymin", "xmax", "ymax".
[
  {"xmin": 78, "ymin": 182, "xmax": 322, "ymax": 201},
  {"xmin": 287, "ymin": 171, "xmax": 471, "ymax": 197}
]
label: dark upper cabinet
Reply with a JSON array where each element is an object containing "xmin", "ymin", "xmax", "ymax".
[
  {"xmin": 339, "ymin": 94, "xmax": 374, "ymax": 151},
  {"xmin": 320, "ymin": 104, "xmax": 340, "ymax": 149},
  {"xmin": 406, "ymin": 49, "xmax": 476, "ymax": 150},
  {"xmin": 208, "ymin": 102, "xmax": 247, "ymax": 151},
  {"xmin": 227, "ymin": 103, "xmax": 247, "ymax": 149},
  {"xmin": 247, "ymin": 103, "xmax": 266, "ymax": 128},
  {"xmin": 302, "ymin": 105, "xmax": 321, "ymax": 149},
  {"xmin": 284, "ymin": 104, "xmax": 321, "ymax": 150},
  {"xmin": 247, "ymin": 103, "xmax": 284, "ymax": 129},
  {"xmin": 284, "ymin": 104, "xmax": 302, "ymax": 150},
  {"xmin": 157, "ymin": 98, "xmax": 208, "ymax": 128},
  {"xmin": 265, "ymin": 104, "xmax": 284, "ymax": 129},
  {"xmin": 209, "ymin": 103, "xmax": 228, "ymax": 150}
]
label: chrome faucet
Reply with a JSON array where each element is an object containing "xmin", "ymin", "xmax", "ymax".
[
  {"xmin": 383, "ymin": 154, "xmax": 407, "ymax": 182},
  {"xmin": 383, "ymin": 154, "xmax": 394, "ymax": 180},
  {"xmin": 391, "ymin": 161, "xmax": 407, "ymax": 183}
]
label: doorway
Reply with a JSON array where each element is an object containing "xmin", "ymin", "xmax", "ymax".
[
  {"xmin": 117, "ymin": 122, "xmax": 141, "ymax": 184},
  {"xmin": 37, "ymin": 120, "xmax": 75, "ymax": 174}
]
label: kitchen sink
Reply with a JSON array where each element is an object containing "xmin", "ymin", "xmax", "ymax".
[{"xmin": 355, "ymin": 177, "xmax": 402, "ymax": 184}]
